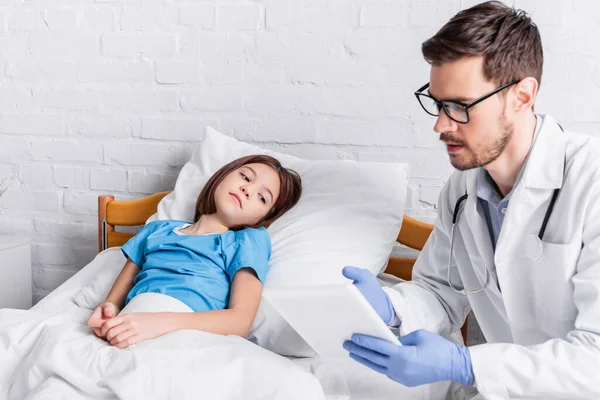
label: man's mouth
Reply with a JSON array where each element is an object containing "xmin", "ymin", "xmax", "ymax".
[
  {"xmin": 445, "ymin": 142, "xmax": 464, "ymax": 154},
  {"xmin": 230, "ymin": 193, "xmax": 242, "ymax": 209},
  {"xmin": 440, "ymin": 134, "xmax": 465, "ymax": 155}
]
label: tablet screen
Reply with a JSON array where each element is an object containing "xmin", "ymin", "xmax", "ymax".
[{"xmin": 263, "ymin": 284, "xmax": 399, "ymax": 359}]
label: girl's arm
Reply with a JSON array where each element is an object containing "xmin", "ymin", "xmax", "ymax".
[
  {"xmin": 172, "ymin": 268, "xmax": 263, "ymax": 337},
  {"xmin": 88, "ymin": 258, "xmax": 140, "ymax": 337},
  {"xmin": 102, "ymin": 268, "xmax": 263, "ymax": 347},
  {"xmin": 104, "ymin": 258, "xmax": 140, "ymax": 309}
]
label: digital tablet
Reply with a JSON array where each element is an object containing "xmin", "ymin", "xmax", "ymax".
[{"xmin": 262, "ymin": 284, "xmax": 399, "ymax": 359}]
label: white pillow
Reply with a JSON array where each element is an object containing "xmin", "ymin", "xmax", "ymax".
[{"xmin": 145, "ymin": 126, "xmax": 409, "ymax": 356}]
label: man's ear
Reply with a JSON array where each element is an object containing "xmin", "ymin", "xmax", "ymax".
[{"xmin": 513, "ymin": 77, "xmax": 538, "ymax": 113}]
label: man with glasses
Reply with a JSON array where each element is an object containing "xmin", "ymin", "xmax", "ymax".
[{"xmin": 342, "ymin": 1, "xmax": 600, "ymax": 398}]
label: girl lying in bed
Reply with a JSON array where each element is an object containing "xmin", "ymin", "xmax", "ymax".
[{"xmin": 87, "ymin": 154, "xmax": 302, "ymax": 349}]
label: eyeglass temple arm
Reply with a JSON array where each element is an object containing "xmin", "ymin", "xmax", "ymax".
[
  {"xmin": 415, "ymin": 82, "xmax": 430, "ymax": 94},
  {"xmin": 466, "ymin": 80, "xmax": 520, "ymax": 108}
]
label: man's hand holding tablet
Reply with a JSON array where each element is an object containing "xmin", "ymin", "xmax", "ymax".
[
  {"xmin": 341, "ymin": 266, "xmax": 397, "ymax": 325},
  {"xmin": 340, "ymin": 266, "xmax": 474, "ymax": 388}
]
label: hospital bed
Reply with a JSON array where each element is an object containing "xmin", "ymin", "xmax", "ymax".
[{"xmin": 15, "ymin": 191, "xmax": 469, "ymax": 400}]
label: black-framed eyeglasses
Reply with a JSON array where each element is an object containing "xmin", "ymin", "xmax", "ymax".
[{"xmin": 414, "ymin": 80, "xmax": 520, "ymax": 124}]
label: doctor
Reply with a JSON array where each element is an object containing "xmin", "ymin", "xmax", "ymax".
[{"xmin": 342, "ymin": 1, "xmax": 600, "ymax": 398}]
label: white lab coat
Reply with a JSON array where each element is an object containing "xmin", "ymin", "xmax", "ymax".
[{"xmin": 385, "ymin": 114, "xmax": 600, "ymax": 399}]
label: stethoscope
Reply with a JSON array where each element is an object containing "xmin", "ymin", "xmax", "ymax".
[
  {"xmin": 447, "ymin": 124, "xmax": 564, "ymax": 295},
  {"xmin": 447, "ymin": 188, "xmax": 560, "ymax": 295}
]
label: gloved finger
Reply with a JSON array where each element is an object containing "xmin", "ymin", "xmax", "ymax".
[
  {"xmin": 343, "ymin": 340, "xmax": 390, "ymax": 366},
  {"xmin": 398, "ymin": 329, "xmax": 429, "ymax": 346},
  {"xmin": 351, "ymin": 334, "xmax": 398, "ymax": 355},
  {"xmin": 342, "ymin": 266, "xmax": 369, "ymax": 282},
  {"xmin": 349, "ymin": 352, "xmax": 388, "ymax": 375}
]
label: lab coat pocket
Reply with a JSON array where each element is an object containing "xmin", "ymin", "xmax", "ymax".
[{"xmin": 532, "ymin": 241, "xmax": 580, "ymax": 323}]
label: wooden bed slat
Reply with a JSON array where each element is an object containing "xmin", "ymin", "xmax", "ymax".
[
  {"xmin": 384, "ymin": 257, "xmax": 416, "ymax": 281},
  {"xmin": 396, "ymin": 215, "xmax": 433, "ymax": 251},
  {"xmin": 105, "ymin": 191, "xmax": 169, "ymax": 226},
  {"xmin": 107, "ymin": 232, "xmax": 135, "ymax": 249}
]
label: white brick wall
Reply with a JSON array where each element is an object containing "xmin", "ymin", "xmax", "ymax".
[{"xmin": 0, "ymin": 0, "xmax": 598, "ymax": 304}]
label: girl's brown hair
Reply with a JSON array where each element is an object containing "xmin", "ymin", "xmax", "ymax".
[{"xmin": 193, "ymin": 155, "xmax": 302, "ymax": 230}]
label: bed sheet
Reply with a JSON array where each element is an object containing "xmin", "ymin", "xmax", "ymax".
[
  {"xmin": 28, "ymin": 249, "xmax": 465, "ymax": 400},
  {"xmin": 290, "ymin": 357, "xmax": 470, "ymax": 400}
]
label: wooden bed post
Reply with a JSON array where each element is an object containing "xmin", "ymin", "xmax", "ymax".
[{"xmin": 98, "ymin": 195, "xmax": 115, "ymax": 252}]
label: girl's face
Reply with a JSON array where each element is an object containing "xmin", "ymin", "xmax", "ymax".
[{"xmin": 214, "ymin": 163, "xmax": 281, "ymax": 227}]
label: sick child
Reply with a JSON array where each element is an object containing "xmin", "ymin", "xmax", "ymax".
[{"xmin": 87, "ymin": 154, "xmax": 302, "ymax": 349}]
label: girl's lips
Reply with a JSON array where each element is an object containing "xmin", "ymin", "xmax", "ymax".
[{"xmin": 230, "ymin": 193, "xmax": 242, "ymax": 208}]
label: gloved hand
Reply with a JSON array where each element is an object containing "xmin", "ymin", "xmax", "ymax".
[
  {"xmin": 343, "ymin": 329, "xmax": 473, "ymax": 387},
  {"xmin": 342, "ymin": 266, "xmax": 395, "ymax": 325}
]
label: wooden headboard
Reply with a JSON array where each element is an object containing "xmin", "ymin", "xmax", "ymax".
[{"xmin": 97, "ymin": 192, "xmax": 468, "ymax": 341}]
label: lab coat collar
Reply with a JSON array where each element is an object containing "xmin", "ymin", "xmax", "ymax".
[{"xmin": 521, "ymin": 114, "xmax": 567, "ymax": 190}]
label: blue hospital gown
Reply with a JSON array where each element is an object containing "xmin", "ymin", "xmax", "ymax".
[{"xmin": 121, "ymin": 220, "xmax": 271, "ymax": 312}]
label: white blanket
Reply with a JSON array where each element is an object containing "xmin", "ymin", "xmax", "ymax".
[
  {"xmin": 0, "ymin": 308, "xmax": 325, "ymax": 400},
  {"xmin": 2, "ymin": 248, "xmax": 459, "ymax": 400}
]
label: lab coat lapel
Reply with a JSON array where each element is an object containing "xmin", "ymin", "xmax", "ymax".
[
  {"xmin": 494, "ymin": 115, "xmax": 567, "ymax": 331},
  {"xmin": 495, "ymin": 115, "xmax": 567, "ymax": 263}
]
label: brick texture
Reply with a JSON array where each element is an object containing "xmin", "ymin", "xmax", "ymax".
[{"xmin": 0, "ymin": 0, "xmax": 597, "ymax": 304}]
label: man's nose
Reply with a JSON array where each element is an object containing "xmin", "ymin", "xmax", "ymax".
[{"xmin": 433, "ymin": 109, "xmax": 458, "ymax": 136}]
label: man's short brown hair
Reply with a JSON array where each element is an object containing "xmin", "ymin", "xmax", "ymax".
[
  {"xmin": 194, "ymin": 154, "xmax": 302, "ymax": 230},
  {"xmin": 422, "ymin": 1, "xmax": 543, "ymax": 88}
]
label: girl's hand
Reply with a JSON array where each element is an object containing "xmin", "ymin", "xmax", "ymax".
[
  {"xmin": 102, "ymin": 312, "xmax": 173, "ymax": 349},
  {"xmin": 88, "ymin": 301, "xmax": 120, "ymax": 339}
]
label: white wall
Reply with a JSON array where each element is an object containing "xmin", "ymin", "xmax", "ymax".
[{"xmin": 0, "ymin": 0, "xmax": 598, "ymax": 303}]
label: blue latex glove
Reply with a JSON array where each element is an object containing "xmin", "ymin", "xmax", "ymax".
[
  {"xmin": 342, "ymin": 266, "xmax": 395, "ymax": 325},
  {"xmin": 343, "ymin": 329, "xmax": 473, "ymax": 387}
]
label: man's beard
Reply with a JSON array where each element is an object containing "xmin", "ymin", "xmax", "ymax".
[{"xmin": 445, "ymin": 113, "xmax": 514, "ymax": 171}]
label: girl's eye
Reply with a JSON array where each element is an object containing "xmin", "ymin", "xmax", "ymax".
[
  {"xmin": 260, "ymin": 195, "xmax": 266, "ymax": 204},
  {"xmin": 241, "ymin": 173, "xmax": 250, "ymax": 182}
]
